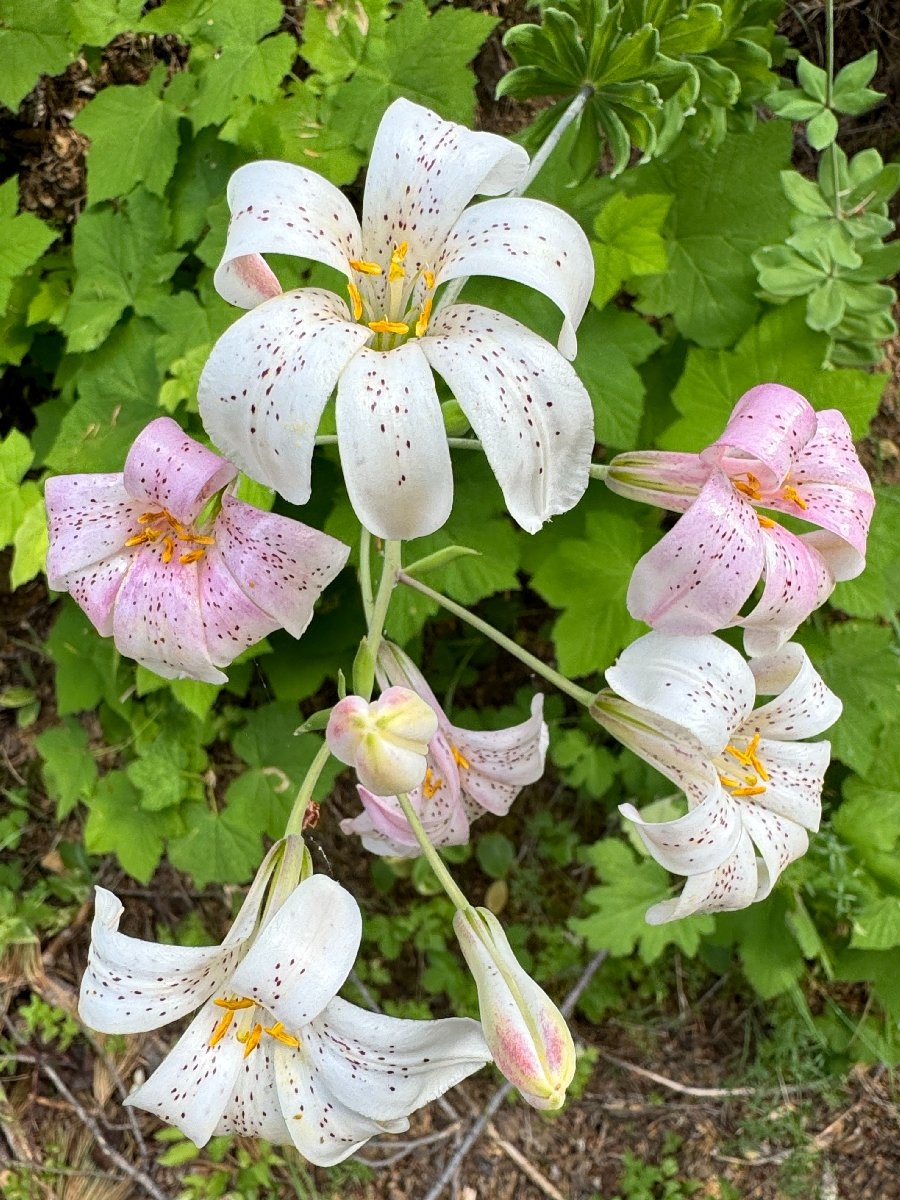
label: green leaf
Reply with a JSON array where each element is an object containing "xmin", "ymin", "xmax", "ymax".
[
  {"xmin": 796, "ymin": 56, "xmax": 828, "ymax": 103},
  {"xmin": 323, "ymin": 1, "xmax": 496, "ymax": 161},
  {"xmin": 663, "ymin": 302, "xmax": 885, "ymax": 447},
  {"xmin": 35, "ymin": 720, "xmax": 98, "ymax": 819},
  {"xmin": 0, "ymin": 179, "xmax": 58, "ymax": 318},
  {"xmin": 126, "ymin": 740, "xmax": 190, "ymax": 812},
  {"xmin": 0, "ymin": 428, "xmax": 34, "ymax": 547},
  {"xmin": 571, "ymin": 838, "xmax": 713, "ymax": 963},
  {"xmin": 724, "ymin": 893, "xmax": 805, "ymax": 998},
  {"xmin": 475, "ymin": 833, "xmax": 516, "ymax": 880},
  {"xmin": 633, "ymin": 121, "xmax": 793, "ymax": 346},
  {"xmin": 72, "ymin": 71, "xmax": 181, "ymax": 203},
  {"xmin": 832, "ymin": 486, "xmax": 900, "ymax": 621},
  {"xmin": 591, "ymin": 191, "xmax": 672, "ymax": 309},
  {"xmin": 66, "ymin": 0, "xmax": 144, "ymax": 46},
  {"xmin": 806, "ymin": 107, "xmax": 839, "ymax": 151},
  {"xmin": 0, "ymin": 0, "xmax": 72, "ymax": 112},
  {"xmin": 850, "ymin": 899, "xmax": 900, "ymax": 952},
  {"xmin": 575, "ymin": 307, "xmax": 651, "ymax": 450},
  {"xmin": 233, "ymin": 703, "xmax": 340, "ymax": 802},
  {"xmin": 550, "ymin": 729, "xmax": 616, "ymax": 799},
  {"xmin": 814, "ymin": 622, "xmax": 900, "ymax": 775},
  {"xmin": 530, "ymin": 509, "xmax": 647, "ymax": 677},
  {"xmin": 167, "ymin": 799, "xmax": 264, "ymax": 887},
  {"xmin": 10, "ymin": 488, "xmax": 48, "ymax": 588},
  {"xmin": 84, "ymin": 773, "xmax": 172, "ymax": 882},
  {"xmin": 45, "ymin": 599, "xmax": 120, "ymax": 716},
  {"xmin": 62, "ymin": 191, "xmax": 184, "ymax": 353}
]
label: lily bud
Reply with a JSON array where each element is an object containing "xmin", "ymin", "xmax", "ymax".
[
  {"xmin": 326, "ymin": 686, "xmax": 438, "ymax": 796},
  {"xmin": 453, "ymin": 907, "xmax": 575, "ymax": 1110}
]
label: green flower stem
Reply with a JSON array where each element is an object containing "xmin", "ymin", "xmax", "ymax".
[
  {"xmin": 397, "ymin": 570, "xmax": 595, "ymax": 708},
  {"xmin": 434, "ymin": 84, "xmax": 594, "ymax": 317},
  {"xmin": 359, "ymin": 527, "xmax": 375, "ymax": 624},
  {"xmin": 517, "ymin": 84, "xmax": 594, "ymax": 197},
  {"xmin": 825, "ymin": 0, "xmax": 840, "ymax": 218},
  {"xmin": 589, "ymin": 463, "xmax": 610, "ymax": 481},
  {"xmin": 357, "ymin": 538, "xmax": 402, "ymax": 698},
  {"xmin": 395, "ymin": 790, "xmax": 471, "ymax": 913},
  {"xmin": 284, "ymin": 740, "xmax": 333, "ymax": 837}
]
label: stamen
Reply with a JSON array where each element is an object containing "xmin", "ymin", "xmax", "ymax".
[
  {"xmin": 423, "ymin": 269, "xmax": 436, "ymax": 291},
  {"xmin": 781, "ymin": 485, "xmax": 808, "ymax": 510},
  {"xmin": 368, "ymin": 318, "xmax": 409, "ymax": 335},
  {"xmin": 415, "ymin": 296, "xmax": 433, "ymax": 338},
  {"xmin": 724, "ymin": 743, "xmax": 752, "ymax": 766},
  {"xmin": 179, "ymin": 549, "xmax": 206, "ymax": 564},
  {"xmin": 240, "ymin": 1023, "xmax": 263, "ymax": 1057},
  {"xmin": 451, "ymin": 745, "xmax": 470, "ymax": 771},
  {"xmin": 349, "ymin": 258, "xmax": 382, "ymax": 275},
  {"xmin": 214, "ymin": 997, "xmax": 255, "ymax": 1010},
  {"xmin": 422, "ymin": 768, "xmax": 441, "ymax": 799},
  {"xmin": 209, "ymin": 1009, "xmax": 235, "ymax": 1047},
  {"xmin": 161, "ymin": 535, "xmax": 175, "ymax": 564},
  {"xmin": 125, "ymin": 532, "xmax": 152, "ymax": 547},
  {"xmin": 757, "ymin": 515, "xmax": 776, "ymax": 528},
  {"xmin": 187, "ymin": 534, "xmax": 216, "ymax": 546},
  {"xmin": 265, "ymin": 1021, "xmax": 300, "ymax": 1048},
  {"xmin": 348, "ymin": 281, "xmax": 363, "ymax": 321},
  {"xmin": 138, "ymin": 510, "xmax": 166, "ymax": 524},
  {"xmin": 731, "ymin": 785, "xmax": 767, "ymax": 797}
]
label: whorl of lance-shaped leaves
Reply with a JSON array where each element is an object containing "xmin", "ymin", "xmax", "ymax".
[{"xmin": 497, "ymin": 0, "xmax": 781, "ymax": 180}]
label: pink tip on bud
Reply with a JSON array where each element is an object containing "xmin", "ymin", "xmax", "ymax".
[{"xmin": 326, "ymin": 686, "xmax": 438, "ymax": 796}]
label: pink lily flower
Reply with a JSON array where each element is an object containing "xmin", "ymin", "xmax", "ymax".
[
  {"xmin": 198, "ymin": 98, "xmax": 594, "ymax": 541},
  {"xmin": 340, "ymin": 643, "xmax": 548, "ymax": 856},
  {"xmin": 45, "ymin": 417, "xmax": 349, "ymax": 683},
  {"xmin": 592, "ymin": 632, "xmax": 841, "ymax": 923},
  {"xmin": 606, "ymin": 384, "xmax": 874, "ymax": 654}
]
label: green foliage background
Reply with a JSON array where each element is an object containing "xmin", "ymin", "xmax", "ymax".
[{"xmin": 2, "ymin": 0, "xmax": 899, "ymax": 1124}]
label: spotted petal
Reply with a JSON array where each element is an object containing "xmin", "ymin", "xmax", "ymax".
[
  {"xmin": 619, "ymin": 786, "xmax": 743, "ymax": 875},
  {"xmin": 213, "ymin": 495, "xmax": 349, "ymax": 638},
  {"xmin": 740, "ymin": 802, "xmax": 809, "ymax": 900},
  {"xmin": 63, "ymin": 554, "xmax": 134, "ymax": 636},
  {"xmin": 626, "ymin": 469, "xmax": 766, "ymax": 636},
  {"xmin": 79, "ymin": 844, "xmax": 281, "ymax": 1034},
  {"xmin": 112, "ymin": 548, "xmax": 224, "ymax": 683},
  {"xmin": 701, "ymin": 384, "xmax": 817, "ymax": 492},
  {"xmin": 230, "ymin": 875, "xmax": 361, "ymax": 1030},
  {"xmin": 214, "ymin": 160, "xmax": 362, "ymax": 307},
  {"xmin": 198, "ymin": 289, "xmax": 371, "ymax": 505},
  {"xmin": 361, "ymin": 97, "xmax": 528, "ymax": 277},
  {"xmin": 738, "ymin": 523, "xmax": 833, "ymax": 656},
  {"xmin": 45, "ymin": 474, "xmax": 141, "ymax": 583},
  {"xmin": 749, "ymin": 642, "xmax": 842, "ymax": 740},
  {"xmin": 123, "ymin": 417, "xmax": 236, "ymax": 526},
  {"xmin": 743, "ymin": 739, "xmax": 829, "ymax": 830},
  {"xmin": 604, "ymin": 450, "xmax": 710, "ymax": 513},
  {"xmin": 604, "ymin": 632, "xmax": 755, "ymax": 756},
  {"xmin": 453, "ymin": 694, "xmax": 548, "ymax": 816},
  {"xmin": 644, "ymin": 828, "xmax": 760, "ymax": 924},
  {"xmin": 434, "ymin": 198, "xmax": 592, "ymax": 359},
  {"xmin": 422, "ymin": 305, "xmax": 593, "ymax": 534},
  {"xmin": 335, "ymin": 342, "xmax": 453, "ymax": 540}
]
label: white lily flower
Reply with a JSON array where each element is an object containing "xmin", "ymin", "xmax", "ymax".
[
  {"xmin": 591, "ymin": 633, "xmax": 841, "ymax": 923},
  {"xmin": 79, "ymin": 838, "xmax": 490, "ymax": 1164},
  {"xmin": 198, "ymin": 98, "xmax": 595, "ymax": 540}
]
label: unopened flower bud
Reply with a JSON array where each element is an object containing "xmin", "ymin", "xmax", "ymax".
[
  {"xmin": 326, "ymin": 686, "xmax": 438, "ymax": 796},
  {"xmin": 453, "ymin": 907, "xmax": 575, "ymax": 1110}
]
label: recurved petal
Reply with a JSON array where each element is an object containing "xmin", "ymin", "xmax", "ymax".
[
  {"xmin": 604, "ymin": 451, "xmax": 710, "ymax": 513},
  {"xmin": 740, "ymin": 801, "xmax": 809, "ymax": 900},
  {"xmin": 336, "ymin": 342, "xmax": 453, "ymax": 540},
  {"xmin": 214, "ymin": 1039, "xmax": 293, "ymax": 1144},
  {"xmin": 643, "ymin": 828, "xmax": 760, "ymax": 924},
  {"xmin": 64, "ymin": 554, "xmax": 133, "ymax": 637},
  {"xmin": 701, "ymin": 384, "xmax": 817, "ymax": 492},
  {"xmin": 215, "ymin": 160, "xmax": 362, "ymax": 306},
  {"xmin": 605, "ymin": 632, "xmax": 754, "ymax": 755},
  {"xmin": 124, "ymin": 998, "xmax": 247, "ymax": 1147},
  {"xmin": 45, "ymin": 474, "xmax": 140, "ymax": 583},
  {"xmin": 737, "ymin": 522, "xmax": 833, "ymax": 656},
  {"xmin": 340, "ymin": 788, "xmax": 424, "ymax": 857},
  {"xmin": 198, "ymin": 289, "xmax": 370, "ymax": 505},
  {"xmin": 749, "ymin": 642, "xmax": 842, "ymax": 740},
  {"xmin": 435, "ymin": 198, "xmax": 592, "ymax": 358},
  {"xmin": 744, "ymin": 739, "xmax": 829, "ymax": 830},
  {"xmin": 123, "ymin": 417, "xmax": 236, "ymax": 526},
  {"xmin": 626, "ymin": 470, "xmax": 766, "ymax": 636},
  {"xmin": 590, "ymin": 692, "xmax": 718, "ymax": 805},
  {"xmin": 362, "ymin": 98, "xmax": 528, "ymax": 277},
  {"xmin": 453, "ymin": 694, "xmax": 548, "ymax": 816},
  {"xmin": 276, "ymin": 1036, "xmax": 408, "ymax": 1167},
  {"xmin": 619, "ymin": 786, "xmax": 743, "ymax": 875},
  {"xmin": 302, "ymin": 997, "xmax": 490, "ymax": 1123},
  {"xmin": 229, "ymin": 875, "xmax": 362, "ymax": 1030},
  {"xmin": 112, "ymin": 548, "xmax": 226, "ymax": 683},
  {"xmin": 421, "ymin": 305, "xmax": 593, "ymax": 533},
  {"xmin": 79, "ymin": 890, "xmax": 243, "ymax": 1034},
  {"xmin": 214, "ymin": 495, "xmax": 348, "ymax": 638},
  {"xmin": 197, "ymin": 546, "xmax": 283, "ymax": 666}
]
